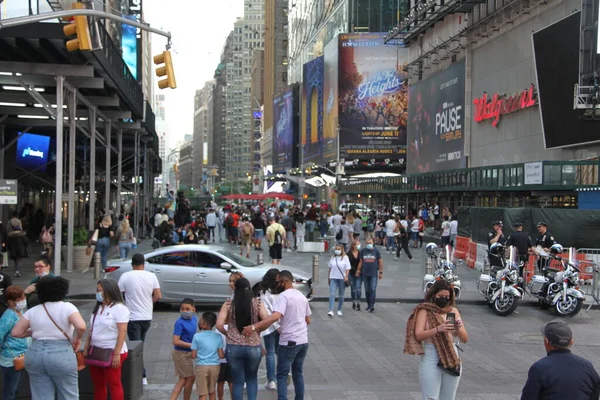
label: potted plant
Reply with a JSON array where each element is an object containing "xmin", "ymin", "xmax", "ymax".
[{"xmin": 61, "ymin": 227, "xmax": 95, "ymax": 272}]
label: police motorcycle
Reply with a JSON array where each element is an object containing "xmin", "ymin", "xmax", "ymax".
[
  {"xmin": 526, "ymin": 244, "xmax": 585, "ymax": 317},
  {"xmin": 477, "ymin": 243, "xmax": 523, "ymax": 316},
  {"xmin": 422, "ymin": 243, "xmax": 462, "ymax": 299}
]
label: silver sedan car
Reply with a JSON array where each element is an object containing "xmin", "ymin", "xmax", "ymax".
[{"xmin": 104, "ymin": 244, "xmax": 313, "ymax": 304}]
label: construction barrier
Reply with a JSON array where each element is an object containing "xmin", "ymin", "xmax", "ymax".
[
  {"xmin": 454, "ymin": 236, "xmax": 469, "ymax": 259},
  {"xmin": 466, "ymin": 240, "xmax": 477, "ymax": 269}
]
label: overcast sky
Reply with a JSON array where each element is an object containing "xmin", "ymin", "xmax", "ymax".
[{"xmin": 143, "ymin": 0, "xmax": 243, "ymax": 150}]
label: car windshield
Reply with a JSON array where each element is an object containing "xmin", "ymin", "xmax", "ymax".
[{"xmin": 217, "ymin": 250, "xmax": 257, "ymax": 267}]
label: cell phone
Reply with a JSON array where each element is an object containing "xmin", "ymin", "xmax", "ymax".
[
  {"xmin": 288, "ymin": 341, "xmax": 297, "ymax": 347},
  {"xmin": 447, "ymin": 312, "xmax": 456, "ymax": 326}
]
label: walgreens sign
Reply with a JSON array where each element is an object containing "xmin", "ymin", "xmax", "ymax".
[{"xmin": 473, "ymin": 84, "xmax": 538, "ymax": 127}]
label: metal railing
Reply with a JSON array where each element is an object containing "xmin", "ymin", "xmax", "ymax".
[{"xmin": 577, "ymin": 248, "xmax": 600, "ymax": 312}]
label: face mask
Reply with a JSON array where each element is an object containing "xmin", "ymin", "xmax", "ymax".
[
  {"xmin": 96, "ymin": 292, "xmax": 104, "ymax": 303},
  {"xmin": 180, "ymin": 311, "xmax": 195, "ymax": 320},
  {"xmin": 434, "ymin": 297, "xmax": 450, "ymax": 308},
  {"xmin": 15, "ymin": 300, "xmax": 27, "ymax": 311},
  {"xmin": 38, "ymin": 271, "xmax": 49, "ymax": 277},
  {"xmin": 356, "ymin": 245, "xmax": 361, "ymax": 250},
  {"xmin": 275, "ymin": 283, "xmax": 286, "ymax": 294},
  {"xmin": 334, "ymin": 250, "xmax": 342, "ymax": 256},
  {"xmin": 366, "ymin": 244, "xmax": 374, "ymax": 250}
]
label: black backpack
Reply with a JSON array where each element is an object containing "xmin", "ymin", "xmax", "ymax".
[
  {"xmin": 273, "ymin": 224, "xmax": 283, "ymax": 245},
  {"xmin": 335, "ymin": 228, "xmax": 343, "ymax": 240},
  {"xmin": 226, "ymin": 214, "xmax": 234, "ymax": 226}
]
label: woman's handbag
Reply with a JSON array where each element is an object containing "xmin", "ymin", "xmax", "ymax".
[
  {"xmin": 13, "ymin": 353, "xmax": 25, "ymax": 371},
  {"xmin": 43, "ymin": 304, "xmax": 86, "ymax": 371},
  {"xmin": 437, "ymin": 360, "xmax": 461, "ymax": 376},
  {"xmin": 84, "ymin": 312, "xmax": 114, "ymax": 367}
]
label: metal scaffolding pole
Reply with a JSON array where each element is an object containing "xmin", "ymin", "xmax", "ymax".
[
  {"xmin": 116, "ymin": 130, "xmax": 122, "ymax": 217},
  {"xmin": 0, "ymin": 124, "xmax": 5, "ymax": 224},
  {"xmin": 89, "ymin": 108, "xmax": 96, "ymax": 230},
  {"xmin": 133, "ymin": 132, "xmax": 139, "ymax": 238},
  {"xmin": 67, "ymin": 89, "xmax": 77, "ymax": 273},
  {"xmin": 54, "ymin": 76, "xmax": 64, "ymax": 276},
  {"xmin": 104, "ymin": 120, "xmax": 111, "ymax": 214},
  {"xmin": 143, "ymin": 138, "xmax": 149, "ymax": 236}
]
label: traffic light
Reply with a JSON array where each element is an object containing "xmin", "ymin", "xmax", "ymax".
[
  {"xmin": 63, "ymin": 3, "xmax": 92, "ymax": 52},
  {"xmin": 154, "ymin": 50, "xmax": 177, "ymax": 89}
]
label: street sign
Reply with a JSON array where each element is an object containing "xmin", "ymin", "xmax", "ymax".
[{"xmin": 0, "ymin": 179, "xmax": 18, "ymax": 204}]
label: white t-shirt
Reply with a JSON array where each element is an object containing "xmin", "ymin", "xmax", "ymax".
[
  {"xmin": 89, "ymin": 303, "xmax": 130, "ymax": 353},
  {"xmin": 401, "ymin": 220, "xmax": 409, "ymax": 230},
  {"xmin": 24, "ymin": 302, "xmax": 79, "ymax": 341},
  {"xmin": 411, "ymin": 218, "xmax": 420, "ymax": 232},
  {"xmin": 434, "ymin": 205, "xmax": 440, "ymax": 216},
  {"xmin": 385, "ymin": 219, "xmax": 397, "ymax": 237},
  {"xmin": 118, "ymin": 269, "xmax": 160, "ymax": 321},
  {"xmin": 328, "ymin": 255, "xmax": 351, "ymax": 279},
  {"xmin": 259, "ymin": 290, "xmax": 280, "ymax": 336},
  {"xmin": 441, "ymin": 221, "xmax": 451, "ymax": 237},
  {"xmin": 206, "ymin": 213, "xmax": 217, "ymax": 227},
  {"xmin": 273, "ymin": 289, "xmax": 312, "ymax": 346},
  {"xmin": 450, "ymin": 220, "xmax": 458, "ymax": 235}
]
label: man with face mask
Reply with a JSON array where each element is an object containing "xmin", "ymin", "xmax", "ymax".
[
  {"xmin": 24, "ymin": 256, "xmax": 53, "ymax": 309},
  {"xmin": 355, "ymin": 238, "xmax": 384, "ymax": 313}
]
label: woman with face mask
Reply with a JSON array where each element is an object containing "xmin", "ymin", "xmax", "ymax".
[
  {"xmin": 404, "ymin": 280, "xmax": 469, "ymax": 400},
  {"xmin": 0, "ymin": 286, "xmax": 31, "ymax": 400},
  {"xmin": 327, "ymin": 245, "xmax": 350, "ymax": 317},
  {"xmin": 347, "ymin": 240, "xmax": 363, "ymax": 311}
]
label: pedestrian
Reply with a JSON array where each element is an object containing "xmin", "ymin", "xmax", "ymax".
[
  {"xmin": 410, "ymin": 216, "xmax": 420, "ymax": 248},
  {"xmin": 86, "ymin": 279, "xmax": 130, "ymax": 400},
  {"xmin": 251, "ymin": 212, "xmax": 266, "ymax": 251},
  {"xmin": 404, "ymin": 280, "xmax": 468, "ymax": 400},
  {"xmin": 281, "ymin": 213, "xmax": 295, "ymax": 252},
  {"xmin": 334, "ymin": 218, "xmax": 352, "ymax": 252},
  {"xmin": 95, "ymin": 215, "xmax": 115, "ymax": 269},
  {"xmin": 216, "ymin": 278, "xmax": 268, "ymax": 400},
  {"xmin": 0, "ymin": 286, "xmax": 31, "ymax": 400},
  {"xmin": 347, "ymin": 240, "xmax": 363, "ymax": 311},
  {"xmin": 239, "ymin": 216, "xmax": 254, "ymax": 258},
  {"xmin": 216, "ymin": 323, "xmax": 233, "ymax": 400},
  {"xmin": 40, "ymin": 220, "xmax": 55, "ymax": 259},
  {"xmin": 6, "ymin": 212, "xmax": 28, "ymax": 277},
  {"xmin": 521, "ymin": 320, "xmax": 600, "ymax": 400},
  {"xmin": 418, "ymin": 216, "xmax": 425, "ymax": 248},
  {"xmin": 266, "ymin": 216, "xmax": 285, "ymax": 265},
  {"xmin": 394, "ymin": 219, "xmax": 414, "ymax": 261},
  {"xmin": 11, "ymin": 276, "xmax": 87, "ymax": 400},
  {"xmin": 295, "ymin": 214, "xmax": 306, "ymax": 249},
  {"xmin": 184, "ymin": 227, "xmax": 200, "ymax": 244},
  {"xmin": 168, "ymin": 298, "xmax": 198, "ymax": 400},
  {"xmin": 206, "ymin": 209, "xmax": 217, "ymax": 243},
  {"xmin": 116, "ymin": 218, "xmax": 134, "ymax": 259},
  {"xmin": 385, "ymin": 215, "xmax": 397, "ymax": 253},
  {"xmin": 449, "ymin": 216, "xmax": 458, "ymax": 248},
  {"xmin": 24, "ymin": 256, "xmax": 53, "ymax": 309},
  {"xmin": 242, "ymin": 270, "xmax": 312, "ymax": 400},
  {"xmin": 355, "ymin": 238, "xmax": 384, "ymax": 312},
  {"xmin": 441, "ymin": 216, "xmax": 451, "ymax": 247},
  {"xmin": 117, "ymin": 253, "xmax": 162, "ymax": 385},
  {"xmin": 327, "ymin": 244, "xmax": 350, "ymax": 317},
  {"xmin": 534, "ymin": 222, "xmax": 556, "ymax": 274},
  {"xmin": 0, "ymin": 267, "xmax": 12, "ymax": 317},
  {"xmin": 191, "ymin": 312, "xmax": 224, "ymax": 400},
  {"xmin": 256, "ymin": 268, "xmax": 280, "ymax": 390}
]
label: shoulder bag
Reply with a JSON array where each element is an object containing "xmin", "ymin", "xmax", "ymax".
[
  {"xmin": 84, "ymin": 310, "xmax": 114, "ymax": 367},
  {"xmin": 42, "ymin": 304, "xmax": 86, "ymax": 371},
  {"xmin": 334, "ymin": 257, "xmax": 350, "ymax": 287}
]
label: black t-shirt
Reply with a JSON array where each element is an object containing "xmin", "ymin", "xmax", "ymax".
[
  {"xmin": 487, "ymin": 231, "xmax": 506, "ymax": 248},
  {"xmin": 506, "ymin": 231, "xmax": 532, "ymax": 259},
  {"xmin": 347, "ymin": 250, "xmax": 361, "ymax": 276},
  {"xmin": 535, "ymin": 232, "xmax": 556, "ymax": 249},
  {"xmin": 98, "ymin": 225, "xmax": 113, "ymax": 239},
  {"xmin": 252, "ymin": 217, "xmax": 266, "ymax": 230}
]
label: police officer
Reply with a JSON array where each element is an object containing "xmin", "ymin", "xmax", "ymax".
[
  {"xmin": 506, "ymin": 222, "xmax": 533, "ymax": 282},
  {"xmin": 535, "ymin": 222, "xmax": 556, "ymax": 274},
  {"xmin": 488, "ymin": 221, "xmax": 506, "ymax": 269}
]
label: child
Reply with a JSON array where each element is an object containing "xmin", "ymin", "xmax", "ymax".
[
  {"xmin": 169, "ymin": 298, "xmax": 198, "ymax": 400},
  {"xmin": 191, "ymin": 312, "xmax": 225, "ymax": 400},
  {"xmin": 216, "ymin": 324, "xmax": 233, "ymax": 400}
]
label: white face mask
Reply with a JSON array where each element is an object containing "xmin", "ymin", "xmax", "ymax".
[
  {"xmin": 334, "ymin": 250, "xmax": 342, "ymax": 256},
  {"xmin": 15, "ymin": 300, "xmax": 27, "ymax": 311}
]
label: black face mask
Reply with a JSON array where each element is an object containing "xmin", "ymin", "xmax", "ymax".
[
  {"xmin": 434, "ymin": 297, "xmax": 450, "ymax": 308},
  {"xmin": 275, "ymin": 283, "xmax": 286, "ymax": 294}
]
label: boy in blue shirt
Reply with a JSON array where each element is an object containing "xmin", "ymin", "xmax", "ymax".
[
  {"xmin": 169, "ymin": 298, "xmax": 197, "ymax": 400},
  {"xmin": 191, "ymin": 312, "xmax": 224, "ymax": 400}
]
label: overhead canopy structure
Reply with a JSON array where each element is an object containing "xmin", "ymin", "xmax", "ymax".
[{"xmin": 221, "ymin": 193, "xmax": 295, "ymax": 201}]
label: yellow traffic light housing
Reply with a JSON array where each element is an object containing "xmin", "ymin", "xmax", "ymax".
[
  {"xmin": 154, "ymin": 50, "xmax": 177, "ymax": 89},
  {"xmin": 63, "ymin": 3, "xmax": 92, "ymax": 52}
]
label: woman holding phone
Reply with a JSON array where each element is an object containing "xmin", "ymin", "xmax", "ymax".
[{"xmin": 403, "ymin": 280, "xmax": 468, "ymax": 400}]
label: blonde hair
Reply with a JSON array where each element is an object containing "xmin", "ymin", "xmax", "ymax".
[
  {"xmin": 120, "ymin": 218, "xmax": 130, "ymax": 231},
  {"xmin": 334, "ymin": 244, "xmax": 346, "ymax": 257},
  {"xmin": 347, "ymin": 215, "xmax": 355, "ymax": 224},
  {"xmin": 102, "ymin": 215, "xmax": 112, "ymax": 226}
]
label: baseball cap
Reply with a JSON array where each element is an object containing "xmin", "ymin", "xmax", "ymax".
[
  {"xmin": 537, "ymin": 222, "xmax": 548, "ymax": 227},
  {"xmin": 541, "ymin": 320, "xmax": 572, "ymax": 348},
  {"xmin": 493, "ymin": 221, "xmax": 503, "ymax": 226}
]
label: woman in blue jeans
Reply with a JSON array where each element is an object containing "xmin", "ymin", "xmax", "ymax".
[
  {"xmin": 347, "ymin": 240, "xmax": 363, "ymax": 310},
  {"xmin": 216, "ymin": 278, "xmax": 269, "ymax": 400},
  {"xmin": 327, "ymin": 244, "xmax": 350, "ymax": 317},
  {"xmin": 0, "ymin": 286, "xmax": 31, "ymax": 400},
  {"xmin": 94, "ymin": 215, "xmax": 114, "ymax": 268},
  {"xmin": 257, "ymin": 268, "xmax": 280, "ymax": 390},
  {"xmin": 116, "ymin": 218, "xmax": 134, "ymax": 259},
  {"xmin": 12, "ymin": 276, "xmax": 87, "ymax": 400}
]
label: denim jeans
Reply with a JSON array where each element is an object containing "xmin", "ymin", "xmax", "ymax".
[
  {"xmin": 208, "ymin": 226, "xmax": 216, "ymax": 241},
  {"xmin": 1, "ymin": 365, "xmax": 23, "ymax": 400},
  {"xmin": 328, "ymin": 278, "xmax": 346, "ymax": 312},
  {"xmin": 385, "ymin": 236, "xmax": 395, "ymax": 251},
  {"xmin": 25, "ymin": 340, "xmax": 78, "ymax": 400},
  {"xmin": 127, "ymin": 320, "xmax": 151, "ymax": 378},
  {"xmin": 226, "ymin": 344, "xmax": 262, "ymax": 400},
  {"xmin": 363, "ymin": 275, "xmax": 378, "ymax": 309},
  {"xmin": 305, "ymin": 220, "xmax": 315, "ymax": 233},
  {"xmin": 396, "ymin": 240, "xmax": 413, "ymax": 259},
  {"xmin": 263, "ymin": 330, "xmax": 280, "ymax": 383},
  {"xmin": 349, "ymin": 274, "xmax": 363, "ymax": 302},
  {"xmin": 419, "ymin": 343, "xmax": 460, "ymax": 400},
  {"xmin": 277, "ymin": 343, "xmax": 308, "ymax": 400},
  {"xmin": 95, "ymin": 237, "xmax": 111, "ymax": 268},
  {"xmin": 118, "ymin": 242, "xmax": 131, "ymax": 258}
]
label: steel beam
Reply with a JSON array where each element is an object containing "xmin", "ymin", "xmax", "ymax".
[
  {"xmin": 0, "ymin": 61, "xmax": 94, "ymax": 77},
  {"xmin": 54, "ymin": 76, "xmax": 64, "ymax": 276},
  {"xmin": 66, "ymin": 89, "xmax": 76, "ymax": 273},
  {"xmin": 0, "ymin": 75, "xmax": 104, "ymax": 89},
  {"xmin": 2, "ymin": 118, "xmax": 140, "ymax": 130},
  {"xmin": 133, "ymin": 132, "xmax": 139, "ymax": 238},
  {"xmin": 105, "ymin": 120, "xmax": 111, "ymax": 213},
  {"xmin": 0, "ymin": 106, "xmax": 130, "ymax": 119},
  {"xmin": 89, "ymin": 108, "xmax": 96, "ymax": 231},
  {"xmin": 116, "ymin": 130, "xmax": 122, "ymax": 217}
]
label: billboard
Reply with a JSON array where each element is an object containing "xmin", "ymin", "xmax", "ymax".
[
  {"xmin": 407, "ymin": 60, "xmax": 466, "ymax": 174},
  {"xmin": 338, "ymin": 33, "xmax": 408, "ymax": 162},
  {"xmin": 301, "ymin": 56, "xmax": 324, "ymax": 165},
  {"xmin": 122, "ymin": 15, "xmax": 138, "ymax": 79},
  {"xmin": 16, "ymin": 133, "xmax": 50, "ymax": 172},
  {"xmin": 323, "ymin": 37, "xmax": 339, "ymax": 164},
  {"xmin": 273, "ymin": 86, "xmax": 295, "ymax": 172},
  {"xmin": 533, "ymin": 12, "xmax": 600, "ymax": 148}
]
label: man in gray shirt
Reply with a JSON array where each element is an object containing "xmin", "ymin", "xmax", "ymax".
[{"xmin": 335, "ymin": 219, "xmax": 353, "ymax": 251}]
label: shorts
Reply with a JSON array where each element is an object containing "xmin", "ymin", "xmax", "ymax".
[
  {"xmin": 195, "ymin": 365, "xmax": 220, "ymax": 396},
  {"xmin": 254, "ymin": 229, "xmax": 264, "ymax": 240},
  {"xmin": 286, "ymin": 231, "xmax": 294, "ymax": 242},
  {"xmin": 172, "ymin": 350, "xmax": 195, "ymax": 378},
  {"xmin": 228, "ymin": 227, "xmax": 238, "ymax": 238},
  {"xmin": 240, "ymin": 235, "xmax": 252, "ymax": 245},
  {"xmin": 217, "ymin": 362, "xmax": 232, "ymax": 383},
  {"xmin": 269, "ymin": 244, "xmax": 283, "ymax": 260}
]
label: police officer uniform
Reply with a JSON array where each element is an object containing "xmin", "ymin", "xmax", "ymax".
[
  {"xmin": 535, "ymin": 222, "xmax": 556, "ymax": 274},
  {"xmin": 506, "ymin": 222, "xmax": 533, "ymax": 281},
  {"xmin": 488, "ymin": 221, "xmax": 506, "ymax": 269}
]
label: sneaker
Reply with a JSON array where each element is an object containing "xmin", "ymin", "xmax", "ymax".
[
  {"xmin": 356, "ymin": 303, "xmax": 361, "ymax": 311},
  {"xmin": 365, "ymin": 307, "xmax": 371, "ymax": 312},
  {"xmin": 394, "ymin": 257, "xmax": 398, "ymax": 261},
  {"xmin": 142, "ymin": 377, "xmax": 148, "ymax": 386},
  {"xmin": 327, "ymin": 311, "xmax": 334, "ymax": 317},
  {"xmin": 369, "ymin": 308, "xmax": 375, "ymax": 313},
  {"xmin": 265, "ymin": 381, "xmax": 277, "ymax": 390},
  {"xmin": 337, "ymin": 310, "xmax": 343, "ymax": 316},
  {"xmin": 352, "ymin": 303, "xmax": 356, "ymax": 310},
  {"xmin": 14, "ymin": 271, "xmax": 20, "ymax": 277}
]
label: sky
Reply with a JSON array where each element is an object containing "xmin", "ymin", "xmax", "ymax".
[{"xmin": 143, "ymin": 0, "xmax": 244, "ymax": 150}]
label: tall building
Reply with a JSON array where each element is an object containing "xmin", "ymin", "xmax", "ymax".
[
  {"xmin": 212, "ymin": 32, "xmax": 234, "ymax": 179},
  {"xmin": 193, "ymin": 82, "xmax": 215, "ymax": 194},
  {"xmin": 250, "ymin": 49, "xmax": 264, "ymax": 173},
  {"xmin": 179, "ymin": 139, "xmax": 193, "ymax": 190},
  {"xmin": 154, "ymin": 94, "xmax": 170, "ymax": 190},
  {"xmin": 263, "ymin": 0, "xmax": 289, "ymax": 169}
]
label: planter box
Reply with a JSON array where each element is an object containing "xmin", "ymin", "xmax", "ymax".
[{"xmin": 62, "ymin": 245, "xmax": 95, "ymax": 271}]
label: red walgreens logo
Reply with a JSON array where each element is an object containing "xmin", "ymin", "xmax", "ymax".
[{"xmin": 473, "ymin": 84, "xmax": 538, "ymax": 127}]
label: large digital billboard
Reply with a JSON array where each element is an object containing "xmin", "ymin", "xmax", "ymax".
[
  {"xmin": 338, "ymin": 33, "xmax": 408, "ymax": 162},
  {"xmin": 16, "ymin": 133, "xmax": 50, "ymax": 172},
  {"xmin": 301, "ymin": 56, "xmax": 324, "ymax": 165},
  {"xmin": 122, "ymin": 15, "xmax": 138, "ymax": 80},
  {"xmin": 273, "ymin": 86, "xmax": 295, "ymax": 172},
  {"xmin": 407, "ymin": 60, "xmax": 466, "ymax": 174},
  {"xmin": 323, "ymin": 37, "xmax": 339, "ymax": 164}
]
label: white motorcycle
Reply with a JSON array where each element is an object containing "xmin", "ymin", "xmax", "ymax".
[
  {"xmin": 477, "ymin": 244, "xmax": 523, "ymax": 316},
  {"xmin": 423, "ymin": 243, "xmax": 462, "ymax": 299}
]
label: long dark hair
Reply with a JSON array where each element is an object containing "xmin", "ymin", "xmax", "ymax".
[
  {"xmin": 424, "ymin": 279, "xmax": 455, "ymax": 307},
  {"xmin": 93, "ymin": 279, "xmax": 125, "ymax": 315},
  {"xmin": 259, "ymin": 268, "xmax": 279, "ymax": 295},
  {"xmin": 231, "ymin": 278, "xmax": 254, "ymax": 333}
]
